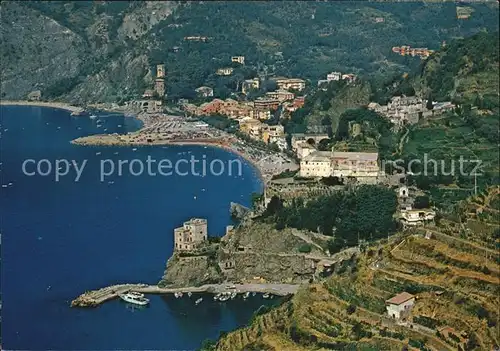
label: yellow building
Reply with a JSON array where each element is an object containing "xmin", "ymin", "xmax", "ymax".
[
  {"xmin": 174, "ymin": 218, "xmax": 208, "ymax": 251},
  {"xmin": 261, "ymin": 124, "xmax": 284, "ymax": 144},
  {"xmin": 216, "ymin": 67, "xmax": 234, "ymax": 76},
  {"xmin": 156, "ymin": 64, "xmax": 165, "ymax": 78},
  {"xmin": 239, "ymin": 118, "xmax": 264, "ymax": 140}
]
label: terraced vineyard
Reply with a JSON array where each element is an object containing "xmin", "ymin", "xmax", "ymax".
[{"xmin": 209, "ymin": 188, "xmax": 499, "ymax": 351}]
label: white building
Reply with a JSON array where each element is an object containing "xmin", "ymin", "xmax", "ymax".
[
  {"xmin": 231, "ymin": 56, "xmax": 245, "ymax": 65},
  {"xmin": 331, "ymin": 152, "xmax": 379, "ymax": 181},
  {"xmin": 296, "ymin": 141, "xmax": 316, "ymax": 159},
  {"xmin": 299, "ymin": 150, "xmax": 380, "ymax": 182},
  {"xmin": 385, "ymin": 292, "xmax": 415, "ymax": 320},
  {"xmin": 195, "ymin": 86, "xmax": 214, "ymax": 97},
  {"xmin": 174, "ymin": 218, "xmax": 208, "ymax": 251},
  {"xmin": 400, "ymin": 209, "xmax": 435, "ymax": 226},
  {"xmin": 327, "ymin": 72, "xmax": 342, "ymax": 81},
  {"xmin": 273, "ymin": 77, "xmax": 306, "ymax": 91},
  {"xmin": 299, "ymin": 151, "xmax": 332, "ymax": 178}
]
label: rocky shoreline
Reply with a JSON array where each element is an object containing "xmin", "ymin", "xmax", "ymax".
[{"xmin": 0, "ymin": 100, "xmax": 85, "ymax": 114}]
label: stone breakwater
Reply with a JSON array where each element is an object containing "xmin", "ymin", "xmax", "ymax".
[{"xmin": 71, "ymin": 283, "xmax": 299, "ymax": 307}]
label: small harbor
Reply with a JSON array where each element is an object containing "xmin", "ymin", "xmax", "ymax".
[{"xmin": 71, "ymin": 283, "xmax": 298, "ymax": 308}]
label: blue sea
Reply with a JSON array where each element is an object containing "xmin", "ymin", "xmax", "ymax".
[{"xmin": 0, "ymin": 106, "xmax": 278, "ymax": 350}]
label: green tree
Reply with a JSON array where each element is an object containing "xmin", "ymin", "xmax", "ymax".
[{"xmin": 426, "ymin": 92, "xmax": 434, "ymax": 110}]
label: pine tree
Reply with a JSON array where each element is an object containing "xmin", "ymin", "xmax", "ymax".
[{"xmin": 426, "ymin": 92, "xmax": 434, "ymax": 110}]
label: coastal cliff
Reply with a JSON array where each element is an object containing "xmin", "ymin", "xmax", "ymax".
[
  {"xmin": 0, "ymin": 1, "xmax": 176, "ymax": 104},
  {"xmin": 159, "ymin": 218, "xmax": 357, "ymax": 288}
]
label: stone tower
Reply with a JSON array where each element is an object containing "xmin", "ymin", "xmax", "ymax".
[{"xmin": 155, "ymin": 78, "xmax": 165, "ymax": 97}]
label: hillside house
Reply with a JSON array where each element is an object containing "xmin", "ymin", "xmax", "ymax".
[
  {"xmin": 392, "ymin": 46, "xmax": 435, "ymax": 59},
  {"xmin": 252, "ymin": 109, "xmax": 271, "ymax": 120},
  {"xmin": 197, "ymin": 99, "xmax": 223, "ymax": 115},
  {"xmin": 386, "ymin": 292, "xmax": 415, "ymax": 320},
  {"xmin": 400, "ymin": 209, "xmax": 436, "ymax": 226},
  {"xmin": 368, "ymin": 95, "xmax": 429, "ymax": 128},
  {"xmin": 254, "ymin": 97, "xmax": 280, "ymax": 111},
  {"xmin": 327, "ymin": 72, "xmax": 342, "ymax": 81},
  {"xmin": 273, "ymin": 77, "xmax": 306, "ymax": 91},
  {"xmin": 216, "ymin": 67, "xmax": 234, "ymax": 76},
  {"xmin": 195, "ymin": 86, "xmax": 214, "ymax": 98},
  {"xmin": 397, "ymin": 185, "xmax": 414, "ymax": 210},
  {"xmin": 265, "ymin": 90, "xmax": 295, "ymax": 102},
  {"xmin": 27, "ymin": 90, "xmax": 41, "ymax": 101},
  {"xmin": 174, "ymin": 218, "xmax": 208, "ymax": 251},
  {"xmin": 262, "ymin": 124, "xmax": 285, "ymax": 144},
  {"xmin": 341, "ymin": 73, "xmax": 357, "ymax": 83},
  {"xmin": 242, "ymin": 78, "xmax": 259, "ymax": 94},
  {"xmin": 231, "ymin": 56, "xmax": 245, "ymax": 65},
  {"xmin": 184, "ymin": 36, "xmax": 210, "ymax": 42},
  {"xmin": 299, "ymin": 151, "xmax": 379, "ymax": 183}
]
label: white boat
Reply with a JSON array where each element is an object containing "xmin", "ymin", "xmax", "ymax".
[
  {"xmin": 243, "ymin": 292, "xmax": 250, "ymax": 299},
  {"xmin": 230, "ymin": 292, "xmax": 237, "ymax": 300},
  {"xmin": 119, "ymin": 292, "xmax": 149, "ymax": 306},
  {"xmin": 262, "ymin": 293, "xmax": 270, "ymax": 299},
  {"xmin": 90, "ymin": 115, "xmax": 98, "ymax": 119},
  {"xmin": 219, "ymin": 294, "xmax": 230, "ymax": 302},
  {"xmin": 195, "ymin": 298, "xmax": 203, "ymax": 305},
  {"xmin": 174, "ymin": 292, "xmax": 183, "ymax": 298},
  {"xmin": 187, "ymin": 292, "xmax": 192, "ymax": 298},
  {"xmin": 213, "ymin": 293, "xmax": 221, "ymax": 301},
  {"xmin": 252, "ymin": 292, "xmax": 256, "ymax": 297}
]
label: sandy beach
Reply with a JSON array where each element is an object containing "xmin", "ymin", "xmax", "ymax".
[{"xmin": 0, "ymin": 100, "xmax": 85, "ymax": 114}]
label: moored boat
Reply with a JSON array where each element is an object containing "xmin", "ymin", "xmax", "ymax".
[
  {"xmin": 119, "ymin": 292, "xmax": 149, "ymax": 306},
  {"xmin": 219, "ymin": 294, "xmax": 230, "ymax": 302},
  {"xmin": 262, "ymin": 293, "xmax": 270, "ymax": 299},
  {"xmin": 195, "ymin": 298, "xmax": 203, "ymax": 305}
]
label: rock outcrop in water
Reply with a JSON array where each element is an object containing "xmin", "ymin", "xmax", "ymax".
[{"xmin": 229, "ymin": 202, "xmax": 251, "ymax": 220}]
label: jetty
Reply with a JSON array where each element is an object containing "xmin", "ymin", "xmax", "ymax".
[{"xmin": 71, "ymin": 283, "xmax": 299, "ymax": 307}]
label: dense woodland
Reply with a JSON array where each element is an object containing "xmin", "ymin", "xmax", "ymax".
[
  {"xmin": 10, "ymin": 1, "xmax": 498, "ymax": 102},
  {"xmin": 262, "ymin": 185, "xmax": 398, "ymax": 253}
]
